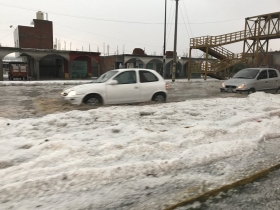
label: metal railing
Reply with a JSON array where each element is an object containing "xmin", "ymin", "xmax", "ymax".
[
  {"xmin": 190, "ymin": 27, "xmax": 280, "ymax": 48},
  {"xmin": 210, "ymin": 45, "xmax": 235, "ymax": 58},
  {"xmin": 190, "ymin": 53, "xmax": 252, "ymax": 73},
  {"xmin": 190, "ymin": 29, "xmax": 261, "ymax": 47}
]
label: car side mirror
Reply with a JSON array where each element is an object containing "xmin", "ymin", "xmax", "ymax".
[{"xmin": 107, "ymin": 80, "xmax": 118, "ymax": 85}]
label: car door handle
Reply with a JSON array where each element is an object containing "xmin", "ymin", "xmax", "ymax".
[
  {"xmin": 135, "ymin": 86, "xmax": 139, "ymax": 89},
  {"xmin": 265, "ymin": 81, "xmax": 268, "ymax": 83}
]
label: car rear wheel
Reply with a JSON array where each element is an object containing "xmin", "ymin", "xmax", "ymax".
[
  {"xmin": 84, "ymin": 95, "xmax": 102, "ymax": 106},
  {"xmin": 152, "ymin": 93, "xmax": 166, "ymax": 102}
]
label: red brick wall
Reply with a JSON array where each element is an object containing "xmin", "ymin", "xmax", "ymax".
[
  {"xmin": 18, "ymin": 19, "xmax": 53, "ymax": 49},
  {"xmin": 99, "ymin": 57, "xmax": 115, "ymax": 74}
]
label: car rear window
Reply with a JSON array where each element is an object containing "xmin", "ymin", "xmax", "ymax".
[
  {"xmin": 139, "ymin": 70, "xmax": 159, "ymax": 83},
  {"xmin": 113, "ymin": 71, "xmax": 136, "ymax": 84},
  {"xmin": 269, "ymin": 70, "xmax": 278, "ymax": 78},
  {"xmin": 257, "ymin": 70, "xmax": 268, "ymax": 80}
]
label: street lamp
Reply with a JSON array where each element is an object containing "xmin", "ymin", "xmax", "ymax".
[{"xmin": 10, "ymin": 25, "xmax": 17, "ymax": 47}]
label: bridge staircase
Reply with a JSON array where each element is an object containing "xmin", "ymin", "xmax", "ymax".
[{"xmin": 188, "ymin": 12, "xmax": 280, "ymax": 80}]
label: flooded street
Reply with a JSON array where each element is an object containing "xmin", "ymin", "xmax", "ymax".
[{"xmin": 0, "ymin": 79, "xmax": 245, "ymax": 119}]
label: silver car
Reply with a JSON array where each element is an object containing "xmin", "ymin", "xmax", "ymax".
[{"xmin": 220, "ymin": 68, "xmax": 280, "ymax": 94}]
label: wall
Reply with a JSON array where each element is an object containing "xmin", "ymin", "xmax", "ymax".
[
  {"xmin": 91, "ymin": 59, "xmax": 99, "ymax": 77},
  {"xmin": 18, "ymin": 19, "xmax": 53, "ymax": 49},
  {"xmin": 100, "ymin": 56, "xmax": 115, "ymax": 74},
  {"xmin": 13, "ymin": 28, "xmax": 19, "ymax": 47},
  {"xmin": 273, "ymin": 52, "xmax": 280, "ymax": 65}
]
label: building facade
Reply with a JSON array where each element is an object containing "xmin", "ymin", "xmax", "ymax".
[{"xmin": 14, "ymin": 19, "xmax": 53, "ymax": 49}]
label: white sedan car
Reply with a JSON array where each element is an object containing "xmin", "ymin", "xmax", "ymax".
[{"xmin": 61, "ymin": 68, "xmax": 168, "ymax": 106}]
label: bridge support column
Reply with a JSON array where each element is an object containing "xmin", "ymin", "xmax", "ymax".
[
  {"xmin": 204, "ymin": 47, "xmax": 209, "ymax": 80},
  {"xmin": 34, "ymin": 60, "xmax": 40, "ymax": 80},
  {"xmin": 0, "ymin": 59, "xmax": 3, "ymax": 81},
  {"xmin": 68, "ymin": 61, "xmax": 72, "ymax": 79},
  {"xmin": 188, "ymin": 48, "xmax": 192, "ymax": 80}
]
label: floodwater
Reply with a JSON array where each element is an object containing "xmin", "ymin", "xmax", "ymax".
[{"xmin": 0, "ymin": 79, "xmax": 246, "ymax": 119}]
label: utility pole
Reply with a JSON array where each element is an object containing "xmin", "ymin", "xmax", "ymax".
[
  {"xmin": 162, "ymin": 0, "xmax": 167, "ymax": 78},
  {"xmin": 172, "ymin": 0, "xmax": 179, "ymax": 82}
]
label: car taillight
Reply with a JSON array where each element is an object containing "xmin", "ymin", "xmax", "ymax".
[{"xmin": 165, "ymin": 83, "xmax": 169, "ymax": 90}]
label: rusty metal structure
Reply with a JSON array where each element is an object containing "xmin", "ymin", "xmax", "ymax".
[{"xmin": 188, "ymin": 11, "xmax": 280, "ymax": 80}]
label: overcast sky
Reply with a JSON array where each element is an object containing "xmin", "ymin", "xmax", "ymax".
[{"xmin": 0, "ymin": 0, "xmax": 279, "ymax": 57}]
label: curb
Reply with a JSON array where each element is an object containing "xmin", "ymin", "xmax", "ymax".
[{"xmin": 164, "ymin": 162, "xmax": 280, "ymax": 210}]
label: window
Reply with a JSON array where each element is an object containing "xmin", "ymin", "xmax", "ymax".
[
  {"xmin": 139, "ymin": 70, "xmax": 159, "ymax": 83},
  {"xmin": 233, "ymin": 68, "xmax": 260, "ymax": 79},
  {"xmin": 96, "ymin": 71, "xmax": 118, "ymax": 83},
  {"xmin": 268, "ymin": 70, "xmax": 278, "ymax": 78},
  {"xmin": 113, "ymin": 71, "xmax": 136, "ymax": 84},
  {"xmin": 146, "ymin": 63, "xmax": 154, "ymax": 70},
  {"xmin": 257, "ymin": 70, "xmax": 268, "ymax": 80}
]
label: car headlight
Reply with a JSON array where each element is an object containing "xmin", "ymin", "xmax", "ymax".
[
  {"xmin": 68, "ymin": 90, "xmax": 76, "ymax": 96},
  {"xmin": 222, "ymin": 82, "xmax": 225, "ymax": 88},
  {"xmin": 237, "ymin": 84, "xmax": 246, "ymax": 89}
]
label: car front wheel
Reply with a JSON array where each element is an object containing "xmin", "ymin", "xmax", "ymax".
[
  {"xmin": 248, "ymin": 88, "xmax": 256, "ymax": 95},
  {"xmin": 84, "ymin": 95, "xmax": 102, "ymax": 106}
]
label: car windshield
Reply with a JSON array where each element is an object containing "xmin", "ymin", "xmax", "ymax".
[
  {"xmin": 232, "ymin": 68, "xmax": 260, "ymax": 79},
  {"xmin": 94, "ymin": 71, "xmax": 118, "ymax": 83}
]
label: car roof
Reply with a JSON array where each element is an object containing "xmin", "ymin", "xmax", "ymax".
[
  {"xmin": 242, "ymin": 68, "xmax": 278, "ymax": 70},
  {"xmin": 110, "ymin": 68, "xmax": 156, "ymax": 72}
]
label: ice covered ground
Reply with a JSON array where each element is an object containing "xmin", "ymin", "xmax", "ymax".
[{"xmin": 1, "ymin": 92, "xmax": 280, "ymax": 209}]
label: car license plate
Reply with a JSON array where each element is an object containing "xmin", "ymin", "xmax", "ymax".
[{"xmin": 228, "ymin": 88, "xmax": 233, "ymax": 92}]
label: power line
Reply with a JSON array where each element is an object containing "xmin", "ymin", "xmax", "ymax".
[
  {"xmin": 179, "ymin": 5, "xmax": 191, "ymax": 40},
  {"xmin": 166, "ymin": 1, "xmax": 175, "ymax": 47},
  {"xmin": 0, "ymin": 20, "xmax": 30, "ymax": 24},
  {"xmin": 0, "ymin": 3, "xmax": 163, "ymax": 25},
  {"xmin": 0, "ymin": 31, "xmax": 14, "ymax": 41},
  {"xmin": 55, "ymin": 23, "xmax": 163, "ymax": 49},
  {"xmin": 181, "ymin": 1, "xmax": 198, "ymax": 57},
  {"xmin": 181, "ymin": 1, "xmax": 194, "ymax": 38},
  {"xmin": 0, "ymin": 2, "xmax": 243, "ymax": 25},
  {"xmin": 179, "ymin": 4, "xmax": 192, "ymax": 57}
]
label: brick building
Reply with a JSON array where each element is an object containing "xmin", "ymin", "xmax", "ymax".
[{"xmin": 14, "ymin": 12, "xmax": 53, "ymax": 49}]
